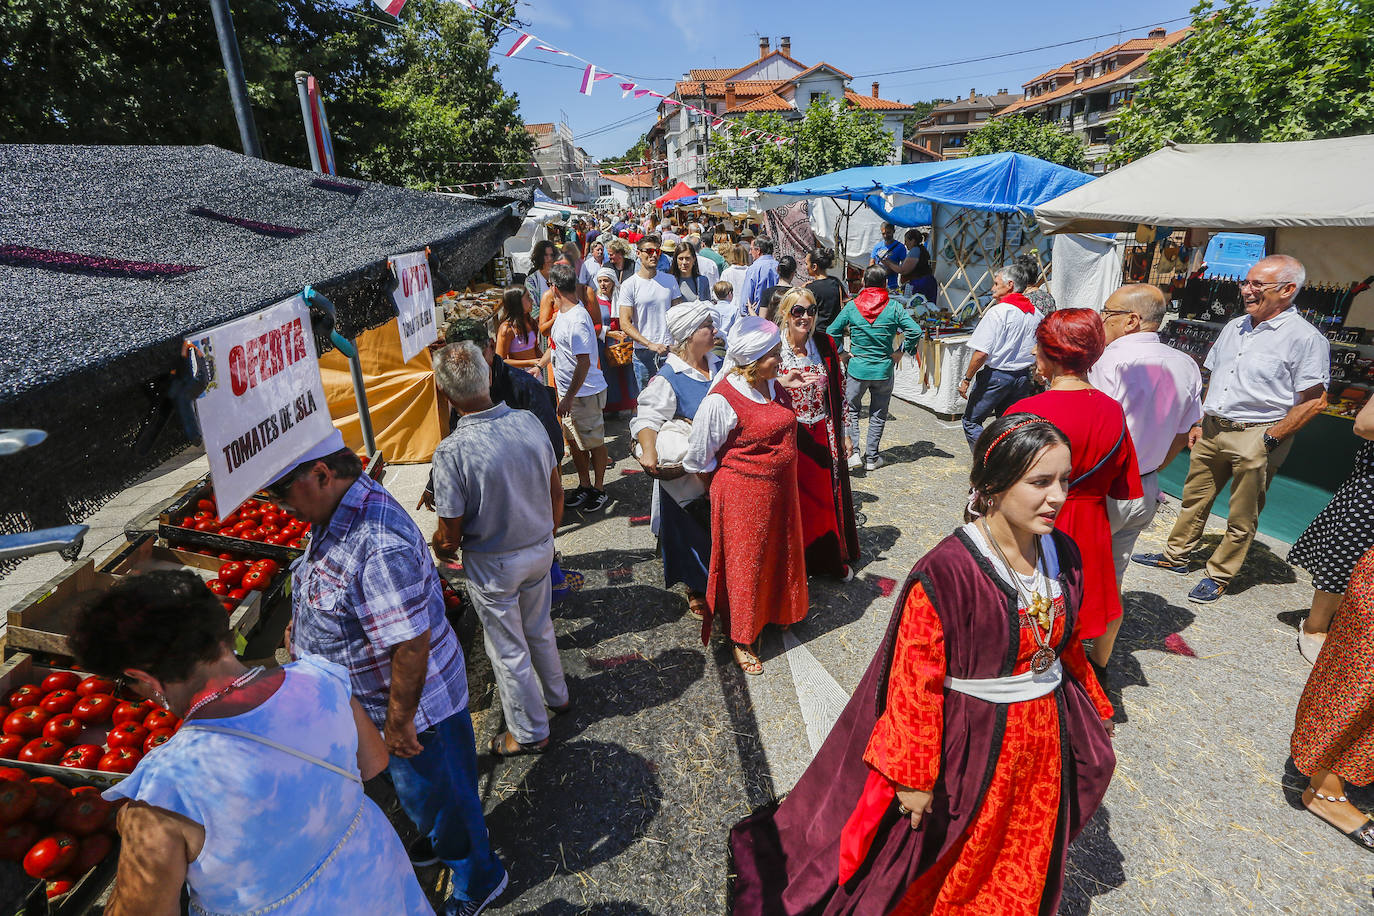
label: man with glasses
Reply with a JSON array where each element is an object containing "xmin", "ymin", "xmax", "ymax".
[
  {"xmin": 1134, "ymin": 255, "xmax": 1329, "ymax": 604},
  {"xmin": 619, "ymin": 234, "xmax": 677, "ymax": 388}
]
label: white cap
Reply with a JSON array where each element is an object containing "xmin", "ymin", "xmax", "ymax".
[{"xmin": 266, "ymin": 428, "xmax": 347, "ymax": 486}]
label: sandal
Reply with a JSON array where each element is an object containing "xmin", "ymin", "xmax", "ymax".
[
  {"xmin": 733, "ymin": 644, "xmax": 763, "ymax": 676},
  {"xmin": 686, "ymin": 594, "xmax": 708, "ymax": 620},
  {"xmin": 1304, "ymin": 788, "xmax": 1374, "ymax": 851},
  {"xmin": 488, "ymin": 732, "xmax": 548, "ymax": 758}
]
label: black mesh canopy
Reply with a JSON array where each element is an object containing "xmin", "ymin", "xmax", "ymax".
[{"xmin": 0, "ymin": 144, "xmax": 527, "ymax": 559}]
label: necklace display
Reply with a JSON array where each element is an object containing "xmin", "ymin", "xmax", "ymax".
[
  {"xmin": 980, "ymin": 521, "xmax": 1057, "ymax": 673},
  {"xmin": 184, "ymin": 666, "xmax": 266, "ymax": 720}
]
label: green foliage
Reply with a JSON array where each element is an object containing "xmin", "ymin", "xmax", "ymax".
[
  {"xmin": 0, "ymin": 0, "xmax": 532, "ymax": 190},
  {"xmin": 901, "ymin": 101, "xmax": 939, "ymax": 137},
  {"xmin": 963, "ymin": 114, "xmax": 1088, "ymax": 170},
  {"xmin": 1111, "ymin": 0, "xmax": 1374, "ymax": 163},
  {"xmin": 600, "ymin": 135, "xmax": 649, "ymax": 171},
  {"xmin": 706, "ymin": 99, "xmax": 895, "ymax": 188}
]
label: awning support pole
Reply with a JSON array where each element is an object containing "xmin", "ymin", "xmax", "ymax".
[{"xmin": 348, "ymin": 351, "xmax": 378, "ymax": 458}]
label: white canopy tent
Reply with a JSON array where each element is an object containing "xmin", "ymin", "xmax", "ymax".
[{"xmin": 1036, "ymin": 135, "xmax": 1374, "ymax": 321}]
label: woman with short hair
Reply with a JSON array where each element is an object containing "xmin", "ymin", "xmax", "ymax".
[{"xmin": 73, "ymin": 570, "xmax": 432, "ymax": 916}]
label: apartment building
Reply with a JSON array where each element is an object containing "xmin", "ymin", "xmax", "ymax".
[
  {"xmin": 908, "ymin": 90, "xmax": 1023, "ymax": 159},
  {"xmin": 524, "ymin": 121, "xmax": 598, "ymax": 204}
]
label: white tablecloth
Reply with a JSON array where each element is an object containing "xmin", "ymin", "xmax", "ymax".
[{"xmin": 892, "ymin": 334, "xmax": 974, "ymax": 418}]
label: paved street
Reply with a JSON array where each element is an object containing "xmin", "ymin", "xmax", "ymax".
[{"xmin": 4, "ymin": 399, "xmax": 1372, "ymax": 914}]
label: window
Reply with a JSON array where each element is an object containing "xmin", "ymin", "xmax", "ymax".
[
  {"xmin": 974, "ymin": 111, "xmax": 990, "ymax": 120},
  {"xmin": 695, "ymin": 143, "xmax": 704, "ymax": 157},
  {"xmin": 1075, "ymin": 70, "xmax": 1085, "ymax": 84},
  {"xmin": 944, "ymin": 134, "xmax": 964, "ymax": 148},
  {"xmin": 810, "ymin": 92, "xmax": 823, "ymax": 105},
  {"xmin": 1109, "ymin": 88, "xmax": 1134, "ymax": 107},
  {"xmin": 1092, "ymin": 62, "xmax": 1102, "ymax": 78},
  {"xmin": 942, "ymin": 113, "xmax": 956, "ymax": 124}
]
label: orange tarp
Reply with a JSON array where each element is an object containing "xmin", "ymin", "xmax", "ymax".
[{"xmin": 319, "ymin": 318, "xmax": 445, "ymax": 463}]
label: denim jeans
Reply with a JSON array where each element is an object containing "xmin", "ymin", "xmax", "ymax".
[
  {"xmin": 387, "ymin": 709, "xmax": 505, "ymax": 908},
  {"xmin": 632, "ymin": 348, "xmax": 666, "ymax": 389},
  {"xmin": 962, "ymin": 366, "xmax": 1034, "ymax": 452},
  {"xmin": 844, "ymin": 375, "xmax": 895, "ymax": 460}
]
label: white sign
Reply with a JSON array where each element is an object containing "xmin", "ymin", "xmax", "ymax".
[
  {"xmin": 188, "ymin": 295, "xmax": 334, "ymax": 514},
  {"xmin": 390, "ymin": 250, "xmax": 439, "ymax": 363}
]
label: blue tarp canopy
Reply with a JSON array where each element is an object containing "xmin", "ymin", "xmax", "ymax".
[
  {"xmin": 664, "ymin": 195, "xmax": 699, "ymax": 208},
  {"xmin": 757, "ymin": 153, "xmax": 1094, "ymax": 226},
  {"xmin": 533, "ymin": 187, "xmax": 559, "ymax": 205}
]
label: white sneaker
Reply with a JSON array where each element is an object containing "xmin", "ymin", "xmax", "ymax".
[
  {"xmin": 865, "ymin": 455, "xmax": 885, "ymax": 471},
  {"xmin": 847, "ymin": 452, "xmax": 862, "ymax": 470}
]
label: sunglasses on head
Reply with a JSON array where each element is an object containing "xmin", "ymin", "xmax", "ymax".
[{"xmin": 790, "ymin": 304, "xmax": 818, "ymax": 318}]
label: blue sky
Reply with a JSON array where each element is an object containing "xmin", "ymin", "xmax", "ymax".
[{"xmin": 461, "ymin": 0, "xmax": 1211, "ymax": 174}]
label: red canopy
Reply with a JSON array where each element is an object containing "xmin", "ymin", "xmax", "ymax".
[{"xmin": 652, "ymin": 181, "xmax": 697, "ymax": 209}]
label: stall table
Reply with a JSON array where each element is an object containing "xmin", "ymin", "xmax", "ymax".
[{"xmin": 892, "ymin": 334, "xmax": 974, "ymax": 418}]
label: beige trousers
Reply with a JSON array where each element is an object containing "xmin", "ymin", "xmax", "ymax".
[{"xmin": 1164, "ymin": 414, "xmax": 1293, "ymax": 585}]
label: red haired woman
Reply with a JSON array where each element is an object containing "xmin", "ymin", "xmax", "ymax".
[{"xmin": 1008, "ymin": 308, "xmax": 1143, "ymax": 678}]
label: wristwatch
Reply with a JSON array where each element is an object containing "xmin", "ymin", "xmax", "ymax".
[{"xmin": 1263, "ymin": 433, "xmax": 1281, "ymax": 452}]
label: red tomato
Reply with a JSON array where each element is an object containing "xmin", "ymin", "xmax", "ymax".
[
  {"xmin": 55, "ymin": 794, "xmax": 110, "ymax": 837},
  {"xmin": 218, "ymin": 562, "xmax": 246, "ymax": 586},
  {"xmin": 41, "ymin": 716, "xmax": 81, "ymax": 744},
  {"xmin": 143, "ymin": 709, "xmax": 179, "ymax": 732},
  {"xmin": 106, "ymin": 722, "xmax": 147, "ymax": 750},
  {"xmin": 68, "ymin": 787, "xmax": 98, "ymax": 798},
  {"xmin": 196, "ymin": 498, "xmax": 216, "ymax": 513},
  {"xmin": 72, "ymin": 831, "xmax": 112, "ymax": 873},
  {"xmin": 193, "ymin": 510, "xmax": 214, "ymax": 520},
  {"xmin": 0, "ymin": 736, "xmax": 23, "ymax": 760},
  {"xmin": 263, "ymin": 531, "xmax": 289, "ymax": 545},
  {"xmin": 241, "ymin": 528, "xmax": 266, "ymax": 542},
  {"xmin": 39, "ymin": 690, "xmax": 78, "ymax": 715},
  {"xmin": 57, "ymin": 745, "xmax": 102, "ymax": 770},
  {"xmin": 7, "ymin": 686, "xmax": 42, "ymax": 709},
  {"xmin": 231, "ymin": 519, "xmax": 256, "ymax": 534},
  {"xmin": 221, "ymin": 600, "xmax": 237, "ymax": 614},
  {"xmin": 241, "ymin": 568, "xmax": 271, "ymax": 590},
  {"xmin": 111, "ymin": 700, "xmax": 153, "ymax": 727},
  {"xmin": 194, "ymin": 519, "xmax": 217, "ymax": 532},
  {"xmin": 227, "ymin": 588, "xmax": 248, "ymax": 601},
  {"xmin": 70, "ymin": 695, "xmax": 114, "ymax": 726},
  {"xmin": 75, "ymin": 677, "xmax": 115, "ymax": 698},
  {"xmin": 252, "ymin": 558, "xmax": 280, "ymax": 576},
  {"xmin": 96, "ymin": 748, "xmax": 140, "ymax": 774},
  {"xmin": 0, "ymin": 822, "xmax": 37, "ymax": 861},
  {"xmin": 23, "ymin": 832, "xmax": 78, "ymax": 879},
  {"xmin": 39, "ymin": 672, "xmax": 81, "ymax": 693},
  {"xmin": 218, "ymin": 552, "xmax": 236, "ymax": 561},
  {"xmin": 0, "ymin": 767, "xmax": 26, "ymax": 782},
  {"xmin": 27, "ymin": 778, "xmax": 69, "ymax": 821},
  {"xmin": 0, "ymin": 780, "xmax": 36, "ymax": 825},
  {"xmin": 290, "ymin": 538, "xmax": 308, "ymax": 549},
  {"xmin": 4, "ymin": 708, "xmax": 50, "ymax": 738},
  {"xmin": 45, "ymin": 877, "xmax": 75, "ymax": 899},
  {"xmin": 143, "ymin": 729, "xmax": 176, "ymax": 754},
  {"xmin": 205, "ymin": 578, "xmax": 228, "ymax": 597},
  {"xmin": 19, "ymin": 739, "xmax": 67, "ymax": 766}
]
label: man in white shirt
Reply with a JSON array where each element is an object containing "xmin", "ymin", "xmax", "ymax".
[
  {"xmin": 549, "ymin": 264, "xmax": 611, "ymax": 512},
  {"xmin": 619, "ymin": 235, "xmax": 677, "ymax": 389},
  {"xmin": 1134, "ymin": 255, "xmax": 1330, "ymax": 604},
  {"xmin": 958, "ymin": 264, "xmax": 1042, "ymax": 450}
]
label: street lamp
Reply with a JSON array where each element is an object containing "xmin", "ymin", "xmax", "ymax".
[{"xmin": 781, "ymin": 108, "xmax": 805, "ymax": 181}]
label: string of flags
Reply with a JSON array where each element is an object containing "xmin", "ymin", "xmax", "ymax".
[
  {"xmin": 431, "ymin": 139, "xmax": 784, "ymax": 171},
  {"xmin": 371, "ymin": 0, "xmax": 797, "ymax": 147}
]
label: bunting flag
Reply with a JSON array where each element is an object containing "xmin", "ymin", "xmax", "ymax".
[
  {"xmin": 579, "ymin": 64, "xmax": 597, "ymax": 95},
  {"xmin": 620, "ymin": 82, "xmax": 636, "ymax": 98},
  {"xmin": 505, "ymin": 33, "xmax": 535, "ymax": 57},
  {"xmin": 372, "ymin": 0, "xmax": 406, "ymax": 17}
]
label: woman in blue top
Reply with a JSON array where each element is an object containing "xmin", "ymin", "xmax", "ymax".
[{"xmin": 71, "ymin": 570, "xmax": 432, "ymax": 916}]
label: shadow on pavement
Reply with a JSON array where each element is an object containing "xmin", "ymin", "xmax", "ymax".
[
  {"xmin": 713, "ymin": 640, "xmax": 776, "ymax": 810},
  {"xmin": 1062, "ymin": 805, "xmax": 1126, "ymax": 915},
  {"xmin": 515, "ymin": 902, "xmax": 656, "ymax": 915},
  {"xmin": 555, "ymin": 583, "xmax": 689, "ymax": 647},
  {"xmin": 879, "ymin": 439, "xmax": 956, "ymax": 467},
  {"xmin": 1279, "ymin": 756, "xmax": 1374, "ymax": 813},
  {"xmin": 1180, "ymin": 535, "xmax": 1297, "ymax": 596},
  {"xmin": 556, "ymin": 646, "xmax": 707, "ymax": 741},
  {"xmin": 1105, "ymin": 591, "xmax": 1197, "ymax": 723}
]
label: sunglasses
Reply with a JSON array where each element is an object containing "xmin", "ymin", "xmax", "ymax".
[
  {"xmin": 789, "ymin": 305, "xmax": 818, "ymax": 318},
  {"xmin": 640, "ymin": 247, "xmax": 660, "ymax": 255}
]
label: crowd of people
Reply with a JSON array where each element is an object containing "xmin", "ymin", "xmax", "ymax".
[{"xmin": 67, "ymin": 204, "xmax": 1374, "ymax": 913}]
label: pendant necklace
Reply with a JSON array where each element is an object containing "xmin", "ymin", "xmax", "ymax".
[
  {"xmin": 185, "ymin": 666, "xmax": 266, "ymax": 720},
  {"xmin": 980, "ymin": 521, "xmax": 1057, "ymax": 673}
]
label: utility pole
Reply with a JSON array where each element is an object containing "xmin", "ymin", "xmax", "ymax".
[
  {"xmin": 208, "ymin": 0, "xmax": 262, "ymax": 158},
  {"xmin": 700, "ymin": 81, "xmax": 711, "ymax": 192}
]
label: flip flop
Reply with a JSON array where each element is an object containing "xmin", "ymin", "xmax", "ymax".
[
  {"xmin": 488, "ymin": 733, "xmax": 548, "ymax": 758},
  {"xmin": 733, "ymin": 645, "xmax": 763, "ymax": 676}
]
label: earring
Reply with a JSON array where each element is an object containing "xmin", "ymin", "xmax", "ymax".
[{"xmin": 152, "ymin": 691, "xmax": 172, "ymax": 711}]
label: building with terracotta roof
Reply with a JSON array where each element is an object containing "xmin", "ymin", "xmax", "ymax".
[
  {"xmin": 596, "ymin": 170, "xmax": 656, "ymax": 208},
  {"xmin": 524, "ymin": 121, "xmax": 598, "ymax": 204},
  {"xmin": 908, "ymin": 90, "xmax": 1022, "ymax": 160},
  {"xmin": 646, "ymin": 37, "xmax": 917, "ymax": 191},
  {"xmin": 994, "ymin": 26, "xmax": 1190, "ymax": 173}
]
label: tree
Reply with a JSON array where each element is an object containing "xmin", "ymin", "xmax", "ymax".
[
  {"xmin": 963, "ymin": 114, "xmax": 1088, "ymax": 170},
  {"xmin": 599, "ymin": 135, "xmax": 649, "ymax": 171},
  {"xmin": 901, "ymin": 101, "xmax": 940, "ymax": 138},
  {"xmin": 1110, "ymin": 0, "xmax": 1374, "ymax": 163},
  {"xmin": 707, "ymin": 99, "xmax": 895, "ymax": 189}
]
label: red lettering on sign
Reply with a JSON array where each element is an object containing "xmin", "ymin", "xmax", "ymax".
[
  {"xmin": 229, "ymin": 346, "xmax": 248, "ymax": 396},
  {"xmin": 225, "ymin": 316, "xmax": 312, "ymax": 397}
]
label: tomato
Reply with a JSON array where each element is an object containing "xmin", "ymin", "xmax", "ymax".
[
  {"xmin": 7, "ymin": 686, "xmax": 42, "ymax": 709},
  {"xmin": 227, "ymin": 588, "xmax": 247, "ymax": 601},
  {"xmin": 221, "ymin": 600, "xmax": 237, "ymax": 614},
  {"xmin": 241, "ymin": 568, "xmax": 271, "ymax": 591},
  {"xmin": 105, "ymin": 722, "xmax": 148, "ymax": 750},
  {"xmin": 72, "ymin": 831, "xmax": 112, "ymax": 873},
  {"xmin": 45, "ymin": 877, "xmax": 75, "ymax": 899},
  {"xmin": 20, "ymin": 739, "xmax": 67, "ymax": 766},
  {"xmin": 4, "ymin": 707, "xmax": 50, "ymax": 738},
  {"xmin": 0, "ymin": 780, "xmax": 36, "ymax": 825},
  {"xmin": 0, "ymin": 767, "xmax": 26, "ymax": 782},
  {"xmin": 68, "ymin": 787, "xmax": 98, "ymax": 798},
  {"xmin": 42, "ymin": 716, "xmax": 81, "ymax": 744},
  {"xmin": 251, "ymin": 559, "xmax": 280, "ymax": 579},
  {"xmin": 0, "ymin": 737, "xmax": 23, "ymax": 760},
  {"xmin": 231, "ymin": 520, "xmax": 255, "ymax": 534},
  {"xmin": 55, "ymin": 795, "xmax": 110, "ymax": 837},
  {"xmin": 193, "ymin": 510, "xmax": 214, "ymax": 520},
  {"xmin": 217, "ymin": 562, "xmax": 246, "ymax": 586},
  {"xmin": 265, "ymin": 531, "xmax": 291, "ymax": 545},
  {"xmin": 0, "ymin": 822, "xmax": 38, "ymax": 861},
  {"xmin": 218, "ymin": 552, "xmax": 236, "ymax": 561},
  {"xmin": 290, "ymin": 538, "xmax": 308, "ymax": 549},
  {"xmin": 197, "ymin": 498, "xmax": 216, "ymax": 513},
  {"xmin": 96, "ymin": 748, "xmax": 141, "ymax": 774},
  {"xmin": 244, "ymin": 528, "xmax": 268, "ymax": 541},
  {"xmin": 194, "ymin": 519, "xmax": 217, "ymax": 532},
  {"xmin": 39, "ymin": 672, "xmax": 81, "ymax": 693},
  {"xmin": 205, "ymin": 578, "xmax": 228, "ymax": 597},
  {"xmin": 75, "ymin": 677, "xmax": 115, "ymax": 698},
  {"xmin": 57, "ymin": 745, "xmax": 102, "ymax": 770},
  {"xmin": 27, "ymin": 778, "xmax": 69, "ymax": 821},
  {"xmin": 143, "ymin": 728, "xmax": 175, "ymax": 754},
  {"xmin": 39, "ymin": 690, "xmax": 78, "ymax": 715},
  {"xmin": 104, "ymin": 796, "xmax": 128, "ymax": 830},
  {"xmin": 71, "ymin": 694, "xmax": 114, "ymax": 726},
  {"xmin": 143, "ymin": 709, "xmax": 179, "ymax": 732},
  {"xmin": 23, "ymin": 832, "xmax": 78, "ymax": 879}
]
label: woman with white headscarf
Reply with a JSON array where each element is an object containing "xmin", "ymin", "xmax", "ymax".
[
  {"xmin": 684, "ymin": 316, "xmax": 815, "ymax": 675},
  {"xmin": 632, "ymin": 302, "xmax": 721, "ymax": 618},
  {"xmin": 594, "ymin": 266, "xmax": 637, "ymax": 412}
]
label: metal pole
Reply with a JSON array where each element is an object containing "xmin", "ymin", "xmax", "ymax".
[
  {"xmin": 348, "ymin": 352, "xmax": 379, "ymax": 457},
  {"xmin": 207, "ymin": 0, "xmax": 262, "ymax": 158},
  {"xmin": 294, "ymin": 72, "xmax": 323, "ymax": 172}
]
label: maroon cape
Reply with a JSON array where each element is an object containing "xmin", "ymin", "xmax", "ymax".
[{"xmin": 729, "ymin": 529, "xmax": 1115, "ymax": 915}]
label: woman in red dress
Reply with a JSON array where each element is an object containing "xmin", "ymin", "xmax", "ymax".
[
  {"xmin": 684, "ymin": 316, "xmax": 813, "ymax": 675},
  {"xmin": 1008, "ymin": 308, "xmax": 1142, "ymax": 678},
  {"xmin": 729, "ymin": 413, "xmax": 1115, "ymax": 914},
  {"xmin": 778, "ymin": 287, "xmax": 860, "ymax": 579}
]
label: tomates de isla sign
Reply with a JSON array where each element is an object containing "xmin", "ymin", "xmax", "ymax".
[
  {"xmin": 188, "ymin": 294, "xmax": 334, "ymax": 514},
  {"xmin": 390, "ymin": 250, "xmax": 438, "ymax": 363}
]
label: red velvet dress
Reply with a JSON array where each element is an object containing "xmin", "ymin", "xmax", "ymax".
[
  {"xmin": 705, "ymin": 380, "xmax": 810, "ymax": 645},
  {"xmin": 1006, "ymin": 389, "xmax": 1142, "ymax": 639}
]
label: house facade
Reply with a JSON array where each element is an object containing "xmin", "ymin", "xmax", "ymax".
[
  {"xmin": 645, "ymin": 37, "xmax": 914, "ymax": 191},
  {"xmin": 908, "ymin": 90, "xmax": 1022, "ymax": 159},
  {"xmin": 525, "ymin": 121, "xmax": 598, "ymax": 204},
  {"xmin": 994, "ymin": 27, "xmax": 1190, "ymax": 173},
  {"xmin": 598, "ymin": 170, "xmax": 655, "ymax": 209}
]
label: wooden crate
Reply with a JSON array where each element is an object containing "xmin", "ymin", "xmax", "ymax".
[{"xmin": 0, "ymin": 655, "xmax": 125, "ymax": 789}]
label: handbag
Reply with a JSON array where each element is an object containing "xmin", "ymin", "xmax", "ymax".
[{"xmin": 606, "ymin": 338, "xmax": 635, "ymax": 367}]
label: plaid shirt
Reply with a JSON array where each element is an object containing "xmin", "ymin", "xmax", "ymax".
[{"xmin": 290, "ymin": 475, "xmax": 467, "ymax": 730}]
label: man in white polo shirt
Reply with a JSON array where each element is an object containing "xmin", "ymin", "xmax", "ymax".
[
  {"xmin": 1088, "ymin": 284, "xmax": 1203, "ymax": 670},
  {"xmin": 958, "ymin": 263, "xmax": 1041, "ymax": 450},
  {"xmin": 619, "ymin": 235, "xmax": 676, "ymax": 389},
  {"xmin": 1134, "ymin": 255, "xmax": 1329, "ymax": 604}
]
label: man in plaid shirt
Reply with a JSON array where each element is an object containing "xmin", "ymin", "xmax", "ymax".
[{"xmin": 270, "ymin": 429, "xmax": 507, "ymax": 916}]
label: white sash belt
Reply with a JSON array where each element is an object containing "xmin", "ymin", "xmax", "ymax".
[{"xmin": 944, "ymin": 659, "xmax": 1062, "ymax": 704}]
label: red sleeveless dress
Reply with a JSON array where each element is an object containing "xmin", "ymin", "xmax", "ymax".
[{"xmin": 704, "ymin": 379, "xmax": 810, "ymax": 645}]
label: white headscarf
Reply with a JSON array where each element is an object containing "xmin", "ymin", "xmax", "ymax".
[
  {"xmin": 666, "ymin": 302, "xmax": 715, "ymax": 345},
  {"xmin": 715, "ymin": 315, "xmax": 781, "ymax": 381},
  {"xmin": 593, "ymin": 266, "xmax": 620, "ymax": 301}
]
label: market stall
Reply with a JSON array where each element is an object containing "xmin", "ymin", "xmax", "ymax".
[
  {"xmin": 651, "ymin": 181, "xmax": 698, "ymax": 210},
  {"xmin": 1036, "ymin": 134, "xmax": 1374, "ymax": 541}
]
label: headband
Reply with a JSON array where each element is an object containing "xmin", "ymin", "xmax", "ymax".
[{"xmin": 982, "ymin": 418, "xmax": 1052, "ymax": 465}]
